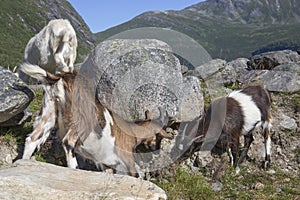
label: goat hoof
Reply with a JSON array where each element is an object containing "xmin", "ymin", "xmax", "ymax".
[
  {"xmin": 235, "ymin": 166, "xmax": 241, "ymax": 174},
  {"xmin": 263, "ymin": 161, "xmax": 271, "ymax": 169}
]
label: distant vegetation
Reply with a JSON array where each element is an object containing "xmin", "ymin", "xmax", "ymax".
[
  {"xmin": 0, "ymin": 0, "xmax": 44, "ymax": 68},
  {"xmin": 95, "ymin": 0, "xmax": 300, "ymax": 61},
  {"xmin": 0, "ymin": 0, "xmax": 94, "ymax": 69}
]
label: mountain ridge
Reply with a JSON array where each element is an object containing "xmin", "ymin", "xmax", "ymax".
[{"xmin": 95, "ymin": 0, "xmax": 300, "ymax": 60}]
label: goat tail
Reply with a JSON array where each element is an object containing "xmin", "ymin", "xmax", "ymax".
[{"xmin": 17, "ymin": 62, "xmax": 47, "ymax": 83}]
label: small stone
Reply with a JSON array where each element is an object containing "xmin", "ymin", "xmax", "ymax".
[
  {"xmin": 284, "ymin": 178, "xmax": 290, "ymax": 182},
  {"xmin": 280, "ymin": 115, "xmax": 297, "ymax": 130},
  {"xmin": 212, "ymin": 181, "xmax": 223, "ymax": 192},
  {"xmin": 235, "ymin": 166, "xmax": 241, "ymax": 174},
  {"xmin": 5, "ymin": 155, "xmax": 12, "ymax": 164},
  {"xmin": 276, "ymin": 147, "xmax": 282, "ymax": 155},
  {"xmin": 254, "ymin": 182, "xmax": 264, "ymax": 190},
  {"xmin": 267, "ymin": 169, "xmax": 276, "ymax": 174},
  {"xmin": 276, "ymin": 188, "xmax": 282, "ymax": 193}
]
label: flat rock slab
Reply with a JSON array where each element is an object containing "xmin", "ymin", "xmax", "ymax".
[{"xmin": 0, "ymin": 160, "xmax": 167, "ymax": 200}]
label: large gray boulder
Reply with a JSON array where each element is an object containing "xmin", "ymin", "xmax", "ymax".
[
  {"xmin": 187, "ymin": 59, "xmax": 231, "ymax": 100},
  {"xmin": 227, "ymin": 54, "xmax": 300, "ymax": 93},
  {"xmin": 273, "ymin": 63, "xmax": 300, "ymax": 75},
  {"xmin": 78, "ymin": 39, "xmax": 203, "ymax": 122},
  {"xmin": 0, "ymin": 66, "xmax": 34, "ymax": 124},
  {"xmin": 0, "ymin": 159, "xmax": 167, "ymax": 200},
  {"xmin": 240, "ymin": 70, "xmax": 300, "ymax": 92},
  {"xmin": 248, "ymin": 50, "xmax": 300, "ymax": 70},
  {"xmin": 187, "ymin": 59, "xmax": 226, "ymax": 80},
  {"xmin": 177, "ymin": 76, "xmax": 204, "ymax": 121},
  {"xmin": 227, "ymin": 58, "xmax": 250, "ymax": 83}
]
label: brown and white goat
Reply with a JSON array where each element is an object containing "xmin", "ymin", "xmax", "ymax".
[
  {"xmin": 174, "ymin": 85, "xmax": 272, "ymax": 169},
  {"xmin": 22, "ymin": 72, "xmax": 172, "ymax": 177},
  {"xmin": 17, "ymin": 19, "xmax": 77, "ymax": 83}
]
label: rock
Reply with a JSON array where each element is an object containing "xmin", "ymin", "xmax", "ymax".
[
  {"xmin": 219, "ymin": 63, "xmax": 237, "ymax": 86},
  {"xmin": 212, "ymin": 181, "xmax": 223, "ymax": 192},
  {"xmin": 241, "ymin": 70, "xmax": 300, "ymax": 92},
  {"xmin": 78, "ymin": 39, "xmax": 201, "ymax": 122},
  {"xmin": 247, "ymin": 128, "xmax": 266, "ymax": 161},
  {"xmin": 227, "ymin": 58, "xmax": 250, "ymax": 83},
  {"xmin": 276, "ymin": 187, "xmax": 282, "ymax": 193},
  {"xmin": 273, "ymin": 63, "xmax": 300, "ymax": 75},
  {"xmin": 267, "ymin": 169, "xmax": 276, "ymax": 175},
  {"xmin": 280, "ymin": 115, "xmax": 297, "ymax": 131},
  {"xmin": 0, "ymin": 109, "xmax": 32, "ymax": 127},
  {"xmin": 176, "ymin": 76, "xmax": 204, "ymax": 122},
  {"xmin": 253, "ymin": 182, "xmax": 265, "ymax": 190},
  {"xmin": 186, "ymin": 59, "xmax": 231, "ymax": 100},
  {"xmin": 234, "ymin": 51, "xmax": 300, "ymax": 92},
  {"xmin": 205, "ymin": 81, "xmax": 231, "ymax": 101},
  {"xmin": 0, "ymin": 159, "xmax": 167, "ymax": 200},
  {"xmin": 187, "ymin": 59, "xmax": 226, "ymax": 80},
  {"xmin": 0, "ymin": 137, "xmax": 18, "ymax": 169},
  {"xmin": 0, "ymin": 66, "xmax": 34, "ymax": 124},
  {"xmin": 248, "ymin": 50, "xmax": 300, "ymax": 70},
  {"xmin": 194, "ymin": 151, "xmax": 214, "ymax": 168}
]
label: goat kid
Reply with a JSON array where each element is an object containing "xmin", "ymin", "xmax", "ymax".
[
  {"xmin": 175, "ymin": 85, "xmax": 272, "ymax": 169},
  {"xmin": 17, "ymin": 19, "xmax": 77, "ymax": 83},
  {"xmin": 22, "ymin": 72, "xmax": 172, "ymax": 177}
]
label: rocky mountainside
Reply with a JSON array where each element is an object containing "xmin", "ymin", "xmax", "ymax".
[
  {"xmin": 95, "ymin": 0, "xmax": 300, "ymax": 60},
  {"xmin": 182, "ymin": 0, "xmax": 300, "ymax": 25},
  {"xmin": 0, "ymin": 43, "xmax": 299, "ymax": 198},
  {"xmin": 0, "ymin": 0, "xmax": 95, "ymax": 68}
]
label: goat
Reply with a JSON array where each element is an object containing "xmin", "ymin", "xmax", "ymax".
[
  {"xmin": 22, "ymin": 72, "xmax": 172, "ymax": 177},
  {"xmin": 17, "ymin": 19, "xmax": 77, "ymax": 83},
  {"xmin": 174, "ymin": 85, "xmax": 272, "ymax": 169}
]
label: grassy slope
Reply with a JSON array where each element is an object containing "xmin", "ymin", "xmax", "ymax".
[
  {"xmin": 95, "ymin": 11, "xmax": 300, "ymax": 61},
  {"xmin": 155, "ymin": 166, "xmax": 300, "ymax": 199},
  {"xmin": 0, "ymin": 0, "xmax": 44, "ymax": 68},
  {"xmin": 0, "ymin": 0, "xmax": 94, "ymax": 69}
]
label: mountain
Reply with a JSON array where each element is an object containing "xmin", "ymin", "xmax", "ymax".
[
  {"xmin": 95, "ymin": 0, "xmax": 300, "ymax": 61},
  {"xmin": 0, "ymin": 0, "xmax": 95, "ymax": 68}
]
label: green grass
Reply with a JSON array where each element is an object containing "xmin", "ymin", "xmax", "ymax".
[
  {"xmin": 28, "ymin": 88, "xmax": 44, "ymax": 114},
  {"xmin": 155, "ymin": 169, "xmax": 215, "ymax": 200},
  {"xmin": 0, "ymin": 86, "xmax": 44, "ymax": 159},
  {"xmin": 226, "ymin": 82, "xmax": 242, "ymax": 90},
  {"xmin": 199, "ymin": 78, "xmax": 212, "ymax": 109},
  {"xmin": 154, "ymin": 165, "xmax": 300, "ymax": 199},
  {"xmin": 34, "ymin": 152, "xmax": 47, "ymax": 162}
]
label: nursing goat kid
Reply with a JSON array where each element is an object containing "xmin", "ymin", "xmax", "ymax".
[
  {"xmin": 175, "ymin": 85, "xmax": 272, "ymax": 169},
  {"xmin": 22, "ymin": 72, "xmax": 172, "ymax": 177},
  {"xmin": 17, "ymin": 19, "xmax": 77, "ymax": 83}
]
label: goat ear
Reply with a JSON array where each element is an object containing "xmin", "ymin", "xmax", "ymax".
[{"xmin": 45, "ymin": 72, "xmax": 60, "ymax": 84}]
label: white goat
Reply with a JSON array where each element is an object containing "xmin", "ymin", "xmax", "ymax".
[{"xmin": 17, "ymin": 19, "xmax": 77, "ymax": 83}]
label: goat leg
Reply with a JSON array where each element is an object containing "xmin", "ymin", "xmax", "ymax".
[
  {"xmin": 237, "ymin": 132, "xmax": 254, "ymax": 165},
  {"xmin": 22, "ymin": 89, "xmax": 56, "ymax": 159},
  {"xmin": 263, "ymin": 120, "xmax": 272, "ymax": 169},
  {"xmin": 227, "ymin": 135, "xmax": 240, "ymax": 167},
  {"xmin": 62, "ymin": 128, "xmax": 79, "ymax": 169},
  {"xmin": 22, "ymin": 110, "xmax": 56, "ymax": 159}
]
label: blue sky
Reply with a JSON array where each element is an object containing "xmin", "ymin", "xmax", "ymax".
[{"xmin": 67, "ymin": 0, "xmax": 204, "ymax": 33}]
